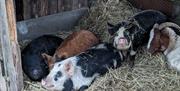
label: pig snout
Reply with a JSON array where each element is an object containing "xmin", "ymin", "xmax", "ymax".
[
  {"xmin": 28, "ymin": 68, "xmax": 45, "ymax": 81},
  {"xmin": 118, "ymin": 37, "xmax": 128, "ymax": 46},
  {"xmin": 31, "ymin": 70, "xmax": 41, "ymax": 78},
  {"xmin": 41, "ymin": 78, "xmax": 55, "ymax": 89}
]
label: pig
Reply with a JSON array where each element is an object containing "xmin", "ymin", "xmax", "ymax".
[
  {"xmin": 147, "ymin": 22, "xmax": 180, "ymax": 71},
  {"xmin": 41, "ymin": 43, "xmax": 123, "ymax": 91},
  {"xmin": 42, "ymin": 30, "xmax": 99, "ymax": 70},
  {"xmin": 21, "ymin": 35, "xmax": 63, "ymax": 81},
  {"xmin": 107, "ymin": 10, "xmax": 167, "ymax": 67}
]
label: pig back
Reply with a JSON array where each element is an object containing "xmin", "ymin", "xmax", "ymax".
[
  {"xmin": 55, "ymin": 30, "xmax": 99, "ymax": 59},
  {"xmin": 21, "ymin": 35, "xmax": 63, "ymax": 81},
  {"xmin": 76, "ymin": 43, "xmax": 121, "ymax": 77}
]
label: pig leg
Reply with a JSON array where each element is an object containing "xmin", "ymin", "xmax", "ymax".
[
  {"xmin": 129, "ymin": 53, "xmax": 136, "ymax": 68},
  {"xmin": 122, "ymin": 51, "xmax": 134, "ymax": 67},
  {"xmin": 78, "ymin": 85, "xmax": 88, "ymax": 91},
  {"xmin": 128, "ymin": 47, "xmax": 136, "ymax": 68}
]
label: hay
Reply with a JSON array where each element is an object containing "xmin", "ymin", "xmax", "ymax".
[
  {"xmin": 87, "ymin": 48, "xmax": 180, "ymax": 91},
  {"xmin": 24, "ymin": 0, "xmax": 180, "ymax": 91},
  {"xmin": 76, "ymin": 0, "xmax": 137, "ymax": 42}
]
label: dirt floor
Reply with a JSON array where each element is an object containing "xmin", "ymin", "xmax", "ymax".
[{"xmin": 23, "ymin": 0, "xmax": 180, "ymax": 91}]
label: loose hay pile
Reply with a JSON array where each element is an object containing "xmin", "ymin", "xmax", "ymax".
[
  {"xmin": 87, "ymin": 48, "xmax": 180, "ymax": 91},
  {"xmin": 24, "ymin": 0, "xmax": 180, "ymax": 91}
]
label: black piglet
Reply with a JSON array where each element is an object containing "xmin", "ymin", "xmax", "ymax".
[{"xmin": 21, "ymin": 35, "xmax": 63, "ymax": 81}]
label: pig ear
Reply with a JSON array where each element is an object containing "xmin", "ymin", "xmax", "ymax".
[
  {"xmin": 42, "ymin": 53, "xmax": 52, "ymax": 60},
  {"xmin": 107, "ymin": 22, "xmax": 116, "ymax": 35},
  {"xmin": 64, "ymin": 61, "xmax": 74, "ymax": 77},
  {"xmin": 153, "ymin": 23, "xmax": 159, "ymax": 29},
  {"xmin": 107, "ymin": 22, "xmax": 114, "ymax": 28},
  {"xmin": 41, "ymin": 53, "xmax": 54, "ymax": 69}
]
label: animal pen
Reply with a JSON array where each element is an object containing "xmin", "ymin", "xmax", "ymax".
[
  {"xmin": 1, "ymin": 0, "xmax": 180, "ymax": 91},
  {"xmin": 0, "ymin": 0, "xmax": 88, "ymax": 91}
]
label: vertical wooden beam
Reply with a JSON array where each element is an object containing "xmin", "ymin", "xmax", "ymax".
[
  {"xmin": 0, "ymin": 0, "xmax": 23, "ymax": 91},
  {"xmin": 78, "ymin": 0, "xmax": 88, "ymax": 8},
  {"xmin": 63, "ymin": 0, "xmax": 73, "ymax": 11},
  {"xmin": 48, "ymin": 0, "xmax": 58, "ymax": 14},
  {"xmin": 72, "ymin": 0, "xmax": 79, "ymax": 9},
  {"xmin": 15, "ymin": 0, "xmax": 24, "ymax": 21},
  {"xmin": 58, "ymin": 0, "xmax": 65, "ymax": 12},
  {"xmin": 0, "ymin": 60, "xmax": 7, "ymax": 91}
]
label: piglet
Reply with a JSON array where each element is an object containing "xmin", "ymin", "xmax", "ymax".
[
  {"xmin": 147, "ymin": 22, "xmax": 180, "ymax": 71},
  {"xmin": 21, "ymin": 35, "xmax": 63, "ymax": 81},
  {"xmin": 42, "ymin": 30, "xmax": 99, "ymax": 69},
  {"xmin": 107, "ymin": 10, "xmax": 167, "ymax": 67},
  {"xmin": 41, "ymin": 43, "xmax": 122, "ymax": 91}
]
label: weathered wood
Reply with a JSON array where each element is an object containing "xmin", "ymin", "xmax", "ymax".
[
  {"xmin": 0, "ymin": 61, "xmax": 7, "ymax": 91},
  {"xmin": 23, "ymin": 0, "xmax": 88, "ymax": 20},
  {"xmin": 77, "ymin": 0, "xmax": 88, "ymax": 8},
  {"xmin": 63, "ymin": 0, "xmax": 73, "ymax": 11},
  {"xmin": 17, "ymin": 8, "xmax": 88, "ymax": 41},
  {"xmin": 48, "ymin": 0, "xmax": 58, "ymax": 14},
  {"xmin": 0, "ymin": 29, "xmax": 6, "ymax": 91},
  {"xmin": 0, "ymin": 0, "xmax": 23, "ymax": 91},
  {"xmin": 6, "ymin": 0, "xmax": 24, "ymax": 89},
  {"xmin": 58, "ymin": 0, "xmax": 65, "ymax": 12},
  {"xmin": 15, "ymin": 0, "xmax": 24, "ymax": 21}
]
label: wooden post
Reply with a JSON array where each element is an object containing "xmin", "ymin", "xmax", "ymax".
[
  {"xmin": 0, "ymin": 0, "xmax": 23, "ymax": 91},
  {"xmin": 0, "ymin": 61, "xmax": 7, "ymax": 91}
]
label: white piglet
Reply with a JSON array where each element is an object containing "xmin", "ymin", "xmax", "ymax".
[{"xmin": 41, "ymin": 43, "xmax": 122, "ymax": 91}]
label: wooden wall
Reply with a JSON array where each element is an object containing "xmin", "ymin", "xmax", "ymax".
[
  {"xmin": 15, "ymin": 0, "xmax": 88, "ymax": 21},
  {"xmin": 0, "ymin": 0, "xmax": 23, "ymax": 90}
]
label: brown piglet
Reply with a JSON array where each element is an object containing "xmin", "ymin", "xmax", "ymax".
[{"xmin": 42, "ymin": 30, "xmax": 99, "ymax": 69}]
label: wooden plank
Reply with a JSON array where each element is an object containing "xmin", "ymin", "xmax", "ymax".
[
  {"xmin": 0, "ymin": 61, "xmax": 7, "ymax": 91},
  {"xmin": 6, "ymin": 0, "xmax": 24, "ymax": 90},
  {"xmin": 17, "ymin": 8, "xmax": 88, "ymax": 41},
  {"xmin": 23, "ymin": 0, "xmax": 88, "ymax": 20},
  {"xmin": 23, "ymin": 0, "xmax": 31, "ymax": 19},
  {"xmin": 0, "ymin": 0, "xmax": 23, "ymax": 91},
  {"xmin": 14, "ymin": 0, "xmax": 24, "ymax": 21},
  {"xmin": 23, "ymin": 0, "xmax": 49, "ymax": 19},
  {"xmin": 48, "ymin": 0, "xmax": 58, "ymax": 14},
  {"xmin": 63, "ymin": 0, "xmax": 73, "ymax": 11},
  {"xmin": 6, "ymin": 0, "xmax": 17, "ymax": 40},
  {"xmin": 57, "ymin": 0, "xmax": 65, "ymax": 12},
  {"xmin": 0, "ymin": 29, "xmax": 6, "ymax": 91},
  {"xmin": 78, "ymin": 0, "xmax": 88, "ymax": 8},
  {"xmin": 72, "ymin": 0, "xmax": 79, "ymax": 9},
  {"xmin": 38, "ymin": 0, "xmax": 49, "ymax": 18}
]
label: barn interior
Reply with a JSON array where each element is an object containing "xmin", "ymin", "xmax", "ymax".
[{"xmin": 1, "ymin": 0, "xmax": 180, "ymax": 91}]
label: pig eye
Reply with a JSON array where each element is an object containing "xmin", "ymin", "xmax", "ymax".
[
  {"xmin": 54, "ymin": 71, "xmax": 62, "ymax": 81},
  {"xmin": 114, "ymin": 33, "xmax": 118, "ymax": 36},
  {"xmin": 58, "ymin": 64, "xmax": 61, "ymax": 67},
  {"xmin": 60, "ymin": 56, "xmax": 66, "ymax": 60},
  {"xmin": 125, "ymin": 31, "xmax": 129, "ymax": 35}
]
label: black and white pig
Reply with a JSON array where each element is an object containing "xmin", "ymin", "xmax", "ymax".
[
  {"xmin": 107, "ymin": 10, "xmax": 167, "ymax": 67},
  {"xmin": 41, "ymin": 43, "xmax": 122, "ymax": 91},
  {"xmin": 21, "ymin": 35, "xmax": 63, "ymax": 81}
]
